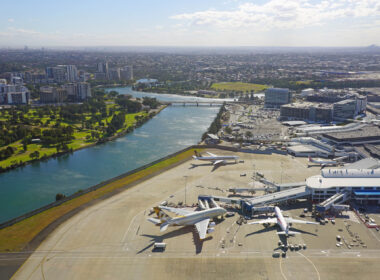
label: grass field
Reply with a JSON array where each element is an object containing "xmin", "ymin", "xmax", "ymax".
[
  {"xmin": 211, "ymin": 82, "xmax": 268, "ymax": 93},
  {"xmin": 0, "ymin": 148, "xmax": 200, "ymax": 252},
  {"xmin": 0, "ymin": 111, "xmax": 149, "ymax": 169}
]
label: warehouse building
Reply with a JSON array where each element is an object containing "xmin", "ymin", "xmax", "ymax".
[{"xmin": 322, "ymin": 125, "xmax": 380, "ymax": 145}]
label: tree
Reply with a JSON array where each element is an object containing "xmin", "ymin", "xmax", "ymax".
[
  {"xmin": 30, "ymin": 150, "xmax": 40, "ymax": 159},
  {"xmin": 55, "ymin": 193, "xmax": 66, "ymax": 201},
  {"xmin": 245, "ymin": 131, "xmax": 253, "ymax": 138}
]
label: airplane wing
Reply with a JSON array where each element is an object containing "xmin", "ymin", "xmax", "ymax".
[
  {"xmin": 206, "ymin": 152, "xmax": 217, "ymax": 157},
  {"xmin": 213, "ymin": 160, "xmax": 225, "ymax": 166},
  {"xmin": 248, "ymin": 218, "xmax": 277, "ymax": 225},
  {"xmin": 194, "ymin": 218, "xmax": 210, "ymax": 240},
  {"xmin": 159, "ymin": 206, "xmax": 193, "ymax": 216},
  {"xmin": 285, "ymin": 218, "xmax": 319, "ymax": 225}
]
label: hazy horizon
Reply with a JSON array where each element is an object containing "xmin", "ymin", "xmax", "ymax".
[{"xmin": 1, "ymin": 0, "xmax": 380, "ymax": 48}]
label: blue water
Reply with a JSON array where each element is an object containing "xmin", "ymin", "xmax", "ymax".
[{"xmin": 0, "ymin": 88, "xmax": 220, "ymax": 223}]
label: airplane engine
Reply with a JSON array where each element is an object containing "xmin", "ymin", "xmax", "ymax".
[
  {"xmin": 209, "ymin": 222, "xmax": 216, "ymax": 227},
  {"xmin": 207, "ymin": 228, "xmax": 215, "ymax": 234},
  {"xmin": 289, "ymin": 223, "xmax": 293, "ymax": 226},
  {"xmin": 263, "ymin": 223, "xmax": 270, "ymax": 228}
]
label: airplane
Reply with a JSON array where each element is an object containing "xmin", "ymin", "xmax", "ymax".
[
  {"xmin": 307, "ymin": 156, "xmax": 344, "ymax": 167},
  {"xmin": 248, "ymin": 206, "xmax": 318, "ymax": 236},
  {"xmin": 192, "ymin": 151, "xmax": 239, "ymax": 166},
  {"xmin": 147, "ymin": 201, "xmax": 227, "ymax": 240}
]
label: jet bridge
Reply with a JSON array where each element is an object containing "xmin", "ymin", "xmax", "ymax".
[
  {"xmin": 200, "ymin": 187, "xmax": 311, "ymax": 216},
  {"xmin": 316, "ymin": 190, "xmax": 351, "ymax": 213},
  {"xmin": 245, "ymin": 186, "xmax": 311, "ymax": 207}
]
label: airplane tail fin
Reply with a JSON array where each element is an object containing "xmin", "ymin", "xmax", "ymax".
[
  {"xmin": 194, "ymin": 150, "xmax": 201, "ymax": 157},
  {"xmin": 153, "ymin": 206, "xmax": 171, "ymax": 223}
]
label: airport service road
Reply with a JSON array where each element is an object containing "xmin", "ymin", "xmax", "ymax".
[{"xmin": 11, "ymin": 150, "xmax": 380, "ymax": 280}]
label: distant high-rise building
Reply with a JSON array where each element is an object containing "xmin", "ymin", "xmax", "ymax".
[
  {"xmin": 1, "ymin": 84, "xmax": 29, "ymax": 104},
  {"xmin": 108, "ymin": 68, "xmax": 120, "ymax": 81},
  {"xmin": 40, "ymin": 86, "xmax": 68, "ymax": 103},
  {"xmin": 46, "ymin": 66, "xmax": 67, "ymax": 83},
  {"xmin": 120, "ymin": 66, "xmax": 133, "ymax": 80},
  {"xmin": 77, "ymin": 82, "xmax": 91, "ymax": 100},
  {"xmin": 65, "ymin": 65, "xmax": 78, "ymax": 82},
  {"xmin": 62, "ymin": 82, "xmax": 91, "ymax": 101},
  {"xmin": 97, "ymin": 62, "xmax": 109, "ymax": 74}
]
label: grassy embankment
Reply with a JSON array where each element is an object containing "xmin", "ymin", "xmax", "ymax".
[
  {"xmin": 0, "ymin": 105, "xmax": 149, "ymax": 169},
  {"xmin": 0, "ymin": 148, "xmax": 200, "ymax": 252},
  {"xmin": 211, "ymin": 82, "xmax": 268, "ymax": 93}
]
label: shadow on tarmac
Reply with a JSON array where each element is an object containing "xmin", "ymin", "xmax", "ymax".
[{"xmin": 139, "ymin": 226, "xmax": 212, "ymax": 254}]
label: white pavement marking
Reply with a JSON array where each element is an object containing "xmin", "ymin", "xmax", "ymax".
[
  {"xmin": 279, "ymin": 257, "xmax": 288, "ymax": 280},
  {"xmin": 297, "ymin": 252, "xmax": 321, "ymax": 280}
]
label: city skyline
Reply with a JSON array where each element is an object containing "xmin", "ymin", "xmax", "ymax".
[{"xmin": 1, "ymin": 0, "xmax": 380, "ymax": 47}]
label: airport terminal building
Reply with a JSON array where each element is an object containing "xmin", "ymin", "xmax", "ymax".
[{"xmin": 306, "ymin": 169, "xmax": 380, "ymax": 205}]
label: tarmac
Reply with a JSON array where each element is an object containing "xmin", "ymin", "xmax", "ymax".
[{"xmin": 8, "ymin": 149, "xmax": 380, "ymax": 279}]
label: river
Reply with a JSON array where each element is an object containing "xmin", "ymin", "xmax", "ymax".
[{"xmin": 0, "ymin": 87, "xmax": 222, "ymax": 223}]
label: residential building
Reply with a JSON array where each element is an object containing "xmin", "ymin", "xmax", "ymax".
[
  {"xmin": 97, "ymin": 62, "xmax": 109, "ymax": 74},
  {"xmin": 40, "ymin": 86, "xmax": 68, "ymax": 103},
  {"xmin": 62, "ymin": 82, "xmax": 91, "ymax": 101},
  {"xmin": 94, "ymin": 72, "xmax": 107, "ymax": 80},
  {"xmin": 0, "ymin": 84, "xmax": 29, "ymax": 104},
  {"xmin": 108, "ymin": 68, "xmax": 120, "ymax": 81},
  {"xmin": 77, "ymin": 82, "xmax": 91, "ymax": 100},
  {"xmin": 120, "ymin": 66, "xmax": 133, "ymax": 80},
  {"xmin": 65, "ymin": 65, "xmax": 78, "ymax": 82},
  {"xmin": 264, "ymin": 88, "xmax": 292, "ymax": 108},
  {"xmin": 7, "ymin": 91, "xmax": 29, "ymax": 104}
]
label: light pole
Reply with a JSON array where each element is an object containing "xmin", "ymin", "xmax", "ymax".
[{"xmin": 184, "ymin": 175, "xmax": 188, "ymax": 206}]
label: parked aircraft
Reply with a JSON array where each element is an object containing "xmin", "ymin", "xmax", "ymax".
[
  {"xmin": 308, "ymin": 156, "xmax": 346, "ymax": 167},
  {"xmin": 248, "ymin": 206, "xmax": 318, "ymax": 236},
  {"xmin": 192, "ymin": 151, "xmax": 239, "ymax": 166},
  {"xmin": 148, "ymin": 202, "xmax": 226, "ymax": 240}
]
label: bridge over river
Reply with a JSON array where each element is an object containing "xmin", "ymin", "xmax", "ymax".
[{"xmin": 162, "ymin": 100, "xmax": 230, "ymax": 107}]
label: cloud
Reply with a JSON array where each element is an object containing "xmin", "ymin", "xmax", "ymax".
[
  {"xmin": 8, "ymin": 27, "xmax": 41, "ymax": 35},
  {"xmin": 8, "ymin": 18, "xmax": 14, "ymax": 23},
  {"xmin": 171, "ymin": 0, "xmax": 380, "ymax": 30}
]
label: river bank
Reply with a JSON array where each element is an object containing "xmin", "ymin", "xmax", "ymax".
[
  {"xmin": 0, "ymin": 104, "xmax": 220, "ymax": 223},
  {"xmin": 0, "ymin": 105, "xmax": 166, "ymax": 174},
  {"xmin": 0, "ymin": 147, "xmax": 203, "ymax": 251}
]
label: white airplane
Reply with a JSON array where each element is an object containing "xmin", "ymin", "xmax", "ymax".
[
  {"xmin": 148, "ymin": 203, "xmax": 226, "ymax": 240},
  {"xmin": 248, "ymin": 206, "xmax": 318, "ymax": 236},
  {"xmin": 308, "ymin": 156, "xmax": 339, "ymax": 167},
  {"xmin": 192, "ymin": 151, "xmax": 239, "ymax": 166}
]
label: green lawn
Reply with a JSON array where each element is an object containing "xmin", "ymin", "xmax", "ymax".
[
  {"xmin": 211, "ymin": 82, "xmax": 268, "ymax": 93},
  {"xmin": 0, "ymin": 111, "xmax": 150, "ymax": 169}
]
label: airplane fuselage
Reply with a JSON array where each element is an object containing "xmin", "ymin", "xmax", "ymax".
[
  {"xmin": 194, "ymin": 156, "xmax": 238, "ymax": 162},
  {"xmin": 308, "ymin": 156, "xmax": 337, "ymax": 166},
  {"xmin": 169, "ymin": 207, "xmax": 226, "ymax": 226},
  {"xmin": 274, "ymin": 206, "xmax": 289, "ymax": 233}
]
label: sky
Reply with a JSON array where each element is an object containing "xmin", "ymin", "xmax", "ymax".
[{"xmin": 1, "ymin": 0, "xmax": 380, "ymax": 47}]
